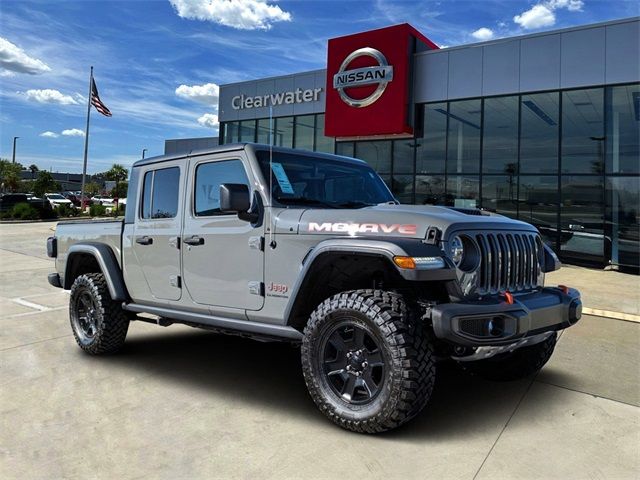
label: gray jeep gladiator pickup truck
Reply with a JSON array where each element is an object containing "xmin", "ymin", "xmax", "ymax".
[{"xmin": 47, "ymin": 144, "xmax": 582, "ymax": 433}]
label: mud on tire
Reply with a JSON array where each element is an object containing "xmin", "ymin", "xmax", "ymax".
[
  {"xmin": 301, "ymin": 289, "xmax": 436, "ymax": 434},
  {"xmin": 459, "ymin": 332, "xmax": 557, "ymax": 382},
  {"xmin": 69, "ymin": 273, "xmax": 129, "ymax": 354}
]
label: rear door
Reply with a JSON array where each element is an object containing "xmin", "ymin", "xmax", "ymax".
[
  {"xmin": 181, "ymin": 156, "xmax": 264, "ymax": 311},
  {"xmin": 130, "ymin": 163, "xmax": 183, "ymax": 301}
]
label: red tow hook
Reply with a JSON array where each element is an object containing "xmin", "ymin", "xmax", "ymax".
[
  {"xmin": 558, "ymin": 285, "xmax": 570, "ymax": 294},
  {"xmin": 501, "ymin": 291, "xmax": 514, "ymax": 304}
]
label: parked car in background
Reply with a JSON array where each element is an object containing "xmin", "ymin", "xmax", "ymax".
[
  {"xmin": 91, "ymin": 195, "xmax": 114, "ymax": 206},
  {"xmin": 45, "ymin": 193, "xmax": 73, "ymax": 209},
  {"xmin": 0, "ymin": 193, "xmax": 29, "ymax": 212}
]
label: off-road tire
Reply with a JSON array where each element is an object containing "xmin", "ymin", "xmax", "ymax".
[
  {"xmin": 69, "ymin": 273, "xmax": 129, "ymax": 354},
  {"xmin": 301, "ymin": 290, "xmax": 435, "ymax": 433},
  {"xmin": 460, "ymin": 332, "xmax": 557, "ymax": 381}
]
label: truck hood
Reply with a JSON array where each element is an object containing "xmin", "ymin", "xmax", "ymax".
[{"xmin": 288, "ymin": 204, "xmax": 536, "ymax": 240}]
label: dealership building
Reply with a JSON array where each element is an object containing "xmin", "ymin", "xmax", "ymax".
[{"xmin": 189, "ymin": 17, "xmax": 640, "ymax": 270}]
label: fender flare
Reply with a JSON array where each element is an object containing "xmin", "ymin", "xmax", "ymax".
[
  {"xmin": 64, "ymin": 242, "xmax": 129, "ymax": 301},
  {"xmin": 283, "ymin": 237, "xmax": 455, "ymax": 325}
]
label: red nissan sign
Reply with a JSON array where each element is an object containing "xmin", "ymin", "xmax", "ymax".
[{"xmin": 325, "ymin": 24, "xmax": 438, "ymax": 139}]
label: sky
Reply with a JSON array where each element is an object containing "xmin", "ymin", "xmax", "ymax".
[{"xmin": 0, "ymin": 0, "xmax": 637, "ymax": 174}]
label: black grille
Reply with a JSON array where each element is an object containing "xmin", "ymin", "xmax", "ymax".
[{"xmin": 475, "ymin": 232, "xmax": 542, "ymax": 295}]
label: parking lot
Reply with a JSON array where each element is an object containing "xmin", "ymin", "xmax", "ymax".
[{"xmin": 1, "ymin": 221, "xmax": 638, "ymax": 479}]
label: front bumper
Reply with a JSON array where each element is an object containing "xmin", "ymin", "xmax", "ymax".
[{"xmin": 430, "ymin": 287, "xmax": 581, "ymax": 346}]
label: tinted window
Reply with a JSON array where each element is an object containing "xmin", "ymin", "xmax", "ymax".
[
  {"xmin": 256, "ymin": 118, "xmax": 271, "ymax": 144},
  {"xmin": 482, "ymin": 175, "xmax": 517, "ymax": 217},
  {"xmin": 274, "ymin": 116, "xmax": 293, "ymax": 147},
  {"xmin": 606, "ymin": 84, "xmax": 640, "ymax": 174},
  {"xmin": 238, "ymin": 120, "xmax": 256, "ymax": 142},
  {"xmin": 335, "ymin": 142, "xmax": 354, "ymax": 157},
  {"xmin": 447, "ymin": 99, "xmax": 481, "ymax": 174},
  {"xmin": 141, "ymin": 167, "xmax": 180, "ymax": 219},
  {"xmin": 392, "ymin": 175, "xmax": 414, "ymax": 204},
  {"xmin": 294, "ymin": 115, "xmax": 314, "ymax": 150},
  {"xmin": 415, "ymin": 175, "xmax": 445, "ymax": 205},
  {"xmin": 315, "ymin": 114, "xmax": 335, "ymax": 154},
  {"xmin": 194, "ymin": 160, "xmax": 249, "ymax": 216},
  {"xmin": 518, "ymin": 175, "xmax": 558, "ymax": 247},
  {"xmin": 417, "ymin": 103, "xmax": 447, "ymax": 174},
  {"xmin": 355, "ymin": 141, "xmax": 391, "ymax": 174},
  {"xmin": 483, "ymin": 96, "xmax": 519, "ymax": 174},
  {"xmin": 446, "ymin": 175, "xmax": 479, "ymax": 208},
  {"xmin": 520, "ymin": 92, "xmax": 559, "ymax": 173},
  {"xmin": 562, "ymin": 88, "xmax": 604, "ymax": 174},
  {"xmin": 393, "ymin": 140, "xmax": 415, "ymax": 174}
]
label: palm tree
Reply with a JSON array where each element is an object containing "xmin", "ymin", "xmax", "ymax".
[
  {"xmin": 29, "ymin": 164, "xmax": 39, "ymax": 180},
  {"xmin": 104, "ymin": 164, "xmax": 128, "ymax": 196}
]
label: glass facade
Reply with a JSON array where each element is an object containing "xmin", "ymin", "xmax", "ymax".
[{"xmin": 219, "ymin": 83, "xmax": 639, "ymax": 270}]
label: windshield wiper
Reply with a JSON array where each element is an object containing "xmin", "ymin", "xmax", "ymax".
[
  {"xmin": 336, "ymin": 201, "xmax": 374, "ymax": 208},
  {"xmin": 275, "ymin": 196, "xmax": 337, "ymax": 208}
]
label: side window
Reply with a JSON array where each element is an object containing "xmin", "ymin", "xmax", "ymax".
[
  {"xmin": 194, "ymin": 160, "xmax": 249, "ymax": 216},
  {"xmin": 140, "ymin": 166, "xmax": 180, "ymax": 219}
]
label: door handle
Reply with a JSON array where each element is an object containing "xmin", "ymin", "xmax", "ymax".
[
  {"xmin": 184, "ymin": 236, "xmax": 205, "ymax": 246},
  {"xmin": 135, "ymin": 236, "xmax": 153, "ymax": 245}
]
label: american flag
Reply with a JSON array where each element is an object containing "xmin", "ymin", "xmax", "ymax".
[{"xmin": 91, "ymin": 78, "xmax": 112, "ymax": 117}]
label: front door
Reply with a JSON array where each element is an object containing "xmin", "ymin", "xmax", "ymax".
[
  {"xmin": 181, "ymin": 156, "xmax": 264, "ymax": 310},
  {"xmin": 131, "ymin": 164, "xmax": 183, "ymax": 301}
]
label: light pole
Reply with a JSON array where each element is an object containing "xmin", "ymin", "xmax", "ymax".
[
  {"xmin": 12, "ymin": 136, "xmax": 19, "ymax": 164},
  {"xmin": 142, "ymin": 148, "xmax": 147, "ymax": 159}
]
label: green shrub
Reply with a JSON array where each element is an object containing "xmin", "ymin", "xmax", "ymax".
[
  {"xmin": 11, "ymin": 202, "xmax": 39, "ymax": 220},
  {"xmin": 89, "ymin": 204, "xmax": 107, "ymax": 217},
  {"xmin": 56, "ymin": 203, "xmax": 77, "ymax": 218}
]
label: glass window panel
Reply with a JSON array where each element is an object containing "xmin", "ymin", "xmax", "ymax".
[
  {"xmin": 335, "ymin": 141, "xmax": 354, "ymax": 157},
  {"xmin": 483, "ymin": 96, "xmax": 519, "ymax": 174},
  {"xmin": 607, "ymin": 176, "xmax": 639, "ymax": 269},
  {"xmin": 446, "ymin": 175, "xmax": 479, "ymax": 207},
  {"xmin": 238, "ymin": 120, "xmax": 255, "ymax": 143},
  {"xmin": 392, "ymin": 175, "xmax": 414, "ymax": 204},
  {"xmin": 606, "ymin": 84, "xmax": 640, "ymax": 174},
  {"xmin": 314, "ymin": 114, "xmax": 335, "ymax": 153},
  {"xmin": 150, "ymin": 167, "xmax": 180, "ymax": 219},
  {"xmin": 274, "ymin": 116, "xmax": 293, "ymax": 147},
  {"xmin": 482, "ymin": 175, "xmax": 518, "ymax": 218},
  {"xmin": 560, "ymin": 176, "xmax": 604, "ymax": 264},
  {"xmin": 224, "ymin": 122, "xmax": 239, "ymax": 144},
  {"xmin": 415, "ymin": 175, "xmax": 445, "ymax": 205},
  {"xmin": 294, "ymin": 115, "xmax": 315, "ymax": 151},
  {"xmin": 195, "ymin": 160, "xmax": 249, "ymax": 216},
  {"xmin": 518, "ymin": 175, "xmax": 558, "ymax": 248},
  {"xmin": 393, "ymin": 140, "xmax": 415, "ymax": 174},
  {"xmin": 447, "ymin": 99, "xmax": 481, "ymax": 174},
  {"xmin": 562, "ymin": 88, "xmax": 605, "ymax": 174},
  {"xmin": 256, "ymin": 118, "xmax": 271, "ymax": 144},
  {"xmin": 141, "ymin": 171, "xmax": 152, "ymax": 219},
  {"xmin": 355, "ymin": 141, "xmax": 391, "ymax": 174},
  {"xmin": 417, "ymin": 103, "xmax": 446, "ymax": 174},
  {"xmin": 520, "ymin": 92, "xmax": 559, "ymax": 173}
]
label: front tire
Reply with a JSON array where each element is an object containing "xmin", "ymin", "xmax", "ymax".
[
  {"xmin": 301, "ymin": 290, "xmax": 435, "ymax": 433},
  {"xmin": 69, "ymin": 273, "xmax": 129, "ymax": 354},
  {"xmin": 459, "ymin": 333, "xmax": 557, "ymax": 381}
]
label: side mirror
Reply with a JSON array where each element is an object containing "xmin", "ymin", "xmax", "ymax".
[{"xmin": 220, "ymin": 183, "xmax": 250, "ymax": 214}]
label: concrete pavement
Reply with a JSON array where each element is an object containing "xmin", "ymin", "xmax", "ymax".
[{"xmin": 1, "ymin": 222, "xmax": 638, "ymax": 479}]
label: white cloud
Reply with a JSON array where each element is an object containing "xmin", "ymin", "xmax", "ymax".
[
  {"xmin": 40, "ymin": 131, "xmax": 59, "ymax": 138},
  {"xmin": 0, "ymin": 37, "xmax": 51, "ymax": 75},
  {"xmin": 23, "ymin": 89, "xmax": 80, "ymax": 105},
  {"xmin": 471, "ymin": 27, "xmax": 494, "ymax": 41},
  {"xmin": 169, "ymin": 0, "xmax": 292, "ymax": 30},
  {"xmin": 197, "ymin": 113, "xmax": 219, "ymax": 128},
  {"xmin": 514, "ymin": 0, "xmax": 584, "ymax": 30},
  {"xmin": 61, "ymin": 128, "xmax": 85, "ymax": 137},
  {"xmin": 175, "ymin": 82, "xmax": 220, "ymax": 105}
]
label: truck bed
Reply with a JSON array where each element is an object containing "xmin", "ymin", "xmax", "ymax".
[{"xmin": 55, "ymin": 219, "xmax": 124, "ymax": 273}]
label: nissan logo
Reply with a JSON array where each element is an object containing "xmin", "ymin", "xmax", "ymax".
[{"xmin": 333, "ymin": 47, "xmax": 394, "ymax": 108}]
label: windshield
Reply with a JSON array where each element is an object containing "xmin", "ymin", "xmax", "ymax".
[
  {"xmin": 47, "ymin": 194, "xmax": 65, "ymax": 199},
  {"xmin": 256, "ymin": 151, "xmax": 395, "ymax": 208}
]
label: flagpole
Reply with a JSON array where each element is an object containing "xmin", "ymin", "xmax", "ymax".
[{"xmin": 80, "ymin": 66, "xmax": 93, "ymax": 211}]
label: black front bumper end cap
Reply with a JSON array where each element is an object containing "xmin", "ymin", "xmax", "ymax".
[
  {"xmin": 48, "ymin": 273, "xmax": 62, "ymax": 288},
  {"xmin": 430, "ymin": 287, "xmax": 582, "ymax": 347}
]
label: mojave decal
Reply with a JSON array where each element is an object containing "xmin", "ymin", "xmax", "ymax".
[{"xmin": 308, "ymin": 222, "xmax": 417, "ymax": 235}]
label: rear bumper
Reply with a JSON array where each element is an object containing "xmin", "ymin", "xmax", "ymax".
[{"xmin": 431, "ymin": 287, "xmax": 581, "ymax": 347}]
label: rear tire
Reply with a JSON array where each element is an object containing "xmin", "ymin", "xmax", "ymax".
[
  {"xmin": 459, "ymin": 333, "xmax": 557, "ymax": 381},
  {"xmin": 69, "ymin": 273, "xmax": 129, "ymax": 354},
  {"xmin": 301, "ymin": 290, "xmax": 435, "ymax": 433}
]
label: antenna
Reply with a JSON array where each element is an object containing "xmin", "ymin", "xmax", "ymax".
[{"xmin": 268, "ymin": 105, "xmax": 276, "ymax": 249}]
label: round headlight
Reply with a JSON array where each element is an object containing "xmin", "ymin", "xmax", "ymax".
[{"xmin": 450, "ymin": 235, "xmax": 464, "ymax": 266}]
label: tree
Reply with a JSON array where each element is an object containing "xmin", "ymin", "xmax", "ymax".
[
  {"xmin": 0, "ymin": 159, "xmax": 23, "ymax": 193},
  {"xmin": 28, "ymin": 164, "xmax": 39, "ymax": 180},
  {"xmin": 32, "ymin": 171, "xmax": 60, "ymax": 197},
  {"xmin": 112, "ymin": 181, "xmax": 128, "ymax": 199},
  {"xmin": 84, "ymin": 182, "xmax": 101, "ymax": 196},
  {"xmin": 104, "ymin": 164, "xmax": 128, "ymax": 190}
]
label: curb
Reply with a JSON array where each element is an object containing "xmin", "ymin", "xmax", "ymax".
[{"xmin": 582, "ymin": 307, "xmax": 640, "ymax": 324}]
